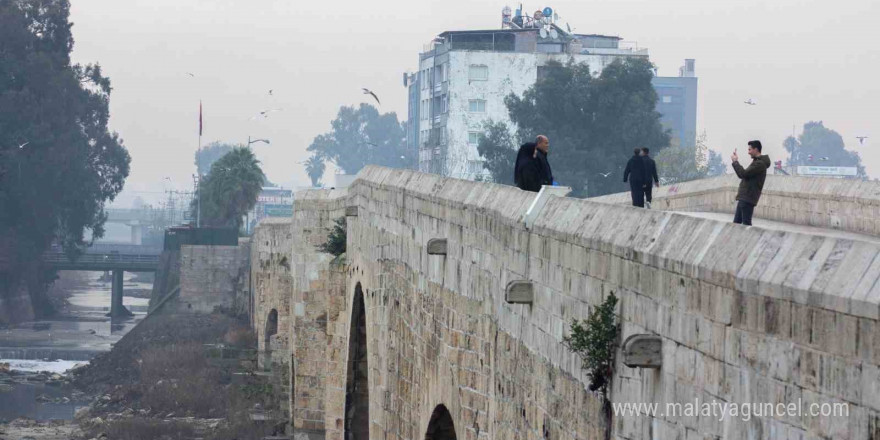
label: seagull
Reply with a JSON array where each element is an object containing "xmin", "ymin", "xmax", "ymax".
[
  {"xmin": 857, "ymin": 136, "xmax": 868, "ymax": 145},
  {"xmin": 744, "ymin": 99, "xmax": 757, "ymax": 106},
  {"xmin": 362, "ymin": 88, "xmax": 380, "ymax": 105},
  {"xmin": 249, "ymin": 108, "xmax": 283, "ymax": 120},
  {"xmin": 185, "ymin": 72, "xmax": 195, "ymax": 77},
  {"xmin": 597, "ymin": 172, "xmax": 612, "ymax": 178},
  {"xmin": 18, "ymin": 142, "xmax": 28, "ymax": 149}
]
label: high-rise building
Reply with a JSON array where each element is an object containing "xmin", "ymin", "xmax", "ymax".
[
  {"xmin": 652, "ymin": 59, "xmax": 698, "ymax": 148},
  {"xmin": 404, "ymin": 8, "xmax": 697, "ymax": 179}
]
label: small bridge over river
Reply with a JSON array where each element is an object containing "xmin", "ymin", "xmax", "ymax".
[{"xmin": 42, "ymin": 243, "xmax": 162, "ymax": 317}]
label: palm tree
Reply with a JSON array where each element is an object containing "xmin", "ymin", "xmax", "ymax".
[
  {"xmin": 193, "ymin": 147, "xmax": 265, "ymax": 229},
  {"xmin": 304, "ymin": 154, "xmax": 325, "ymax": 187}
]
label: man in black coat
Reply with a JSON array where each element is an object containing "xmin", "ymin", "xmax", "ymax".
[
  {"xmin": 731, "ymin": 140, "xmax": 771, "ymax": 225},
  {"xmin": 623, "ymin": 148, "xmax": 647, "ymax": 207},
  {"xmin": 514, "ymin": 135, "xmax": 553, "ymax": 192},
  {"xmin": 641, "ymin": 147, "xmax": 660, "ymax": 208}
]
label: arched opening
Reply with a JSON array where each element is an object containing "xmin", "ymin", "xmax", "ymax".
[
  {"xmin": 425, "ymin": 405, "xmax": 457, "ymax": 440},
  {"xmin": 345, "ymin": 284, "xmax": 369, "ymax": 439},
  {"xmin": 265, "ymin": 309, "xmax": 278, "ymax": 349}
]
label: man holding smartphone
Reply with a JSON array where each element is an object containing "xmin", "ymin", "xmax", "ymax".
[{"xmin": 731, "ymin": 140, "xmax": 770, "ymax": 225}]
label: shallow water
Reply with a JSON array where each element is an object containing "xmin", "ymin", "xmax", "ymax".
[{"xmin": 0, "ymin": 271, "xmax": 150, "ymax": 422}]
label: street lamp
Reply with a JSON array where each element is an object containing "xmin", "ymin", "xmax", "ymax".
[{"xmin": 247, "ymin": 136, "xmax": 270, "ymax": 148}]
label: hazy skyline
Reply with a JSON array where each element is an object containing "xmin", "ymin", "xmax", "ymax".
[{"xmin": 69, "ymin": 0, "xmax": 878, "ymax": 207}]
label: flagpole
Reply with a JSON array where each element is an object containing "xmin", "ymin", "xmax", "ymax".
[{"xmin": 197, "ymin": 100, "xmax": 202, "ymax": 228}]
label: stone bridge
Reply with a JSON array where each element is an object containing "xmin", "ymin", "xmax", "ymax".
[{"xmin": 251, "ymin": 166, "xmax": 880, "ymax": 440}]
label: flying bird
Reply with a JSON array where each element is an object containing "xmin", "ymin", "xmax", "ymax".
[
  {"xmin": 819, "ymin": 157, "xmax": 830, "ymax": 161},
  {"xmin": 249, "ymin": 108, "xmax": 283, "ymax": 120},
  {"xmin": 185, "ymin": 72, "xmax": 195, "ymax": 77},
  {"xmin": 362, "ymin": 88, "xmax": 380, "ymax": 105},
  {"xmin": 268, "ymin": 89, "xmax": 274, "ymax": 96},
  {"xmin": 597, "ymin": 172, "xmax": 612, "ymax": 178},
  {"xmin": 744, "ymin": 99, "xmax": 757, "ymax": 106},
  {"xmin": 18, "ymin": 142, "xmax": 28, "ymax": 149},
  {"xmin": 857, "ymin": 136, "xmax": 868, "ymax": 145}
]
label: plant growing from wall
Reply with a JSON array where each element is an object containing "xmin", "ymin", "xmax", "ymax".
[
  {"xmin": 563, "ymin": 292, "xmax": 619, "ymax": 397},
  {"xmin": 317, "ymin": 217, "xmax": 346, "ymax": 257}
]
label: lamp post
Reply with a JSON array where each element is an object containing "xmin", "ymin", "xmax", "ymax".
[
  {"xmin": 247, "ymin": 136, "xmax": 270, "ymax": 148},
  {"xmin": 244, "ymin": 137, "xmax": 269, "ymax": 235}
]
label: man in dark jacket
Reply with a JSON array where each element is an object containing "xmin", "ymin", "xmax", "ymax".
[
  {"xmin": 623, "ymin": 148, "xmax": 647, "ymax": 207},
  {"xmin": 731, "ymin": 140, "xmax": 771, "ymax": 225},
  {"xmin": 641, "ymin": 147, "xmax": 660, "ymax": 208},
  {"xmin": 514, "ymin": 135, "xmax": 553, "ymax": 192}
]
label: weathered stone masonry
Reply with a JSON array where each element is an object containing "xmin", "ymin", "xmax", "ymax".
[{"xmin": 253, "ymin": 166, "xmax": 880, "ymax": 440}]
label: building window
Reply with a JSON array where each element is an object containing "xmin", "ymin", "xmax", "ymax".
[
  {"xmin": 469, "ymin": 65, "xmax": 489, "ymax": 81},
  {"xmin": 468, "ymin": 99, "xmax": 486, "ymax": 113},
  {"xmin": 468, "ymin": 160, "xmax": 484, "ymax": 174},
  {"xmin": 468, "ymin": 131, "xmax": 480, "ymax": 145},
  {"xmin": 662, "ymin": 95, "xmax": 672, "ymax": 103}
]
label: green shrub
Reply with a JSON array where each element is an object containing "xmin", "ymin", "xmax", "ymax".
[
  {"xmin": 563, "ymin": 292, "xmax": 619, "ymax": 397},
  {"xmin": 317, "ymin": 217, "xmax": 346, "ymax": 257}
]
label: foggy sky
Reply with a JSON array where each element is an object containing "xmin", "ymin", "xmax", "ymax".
[{"xmin": 68, "ymin": 0, "xmax": 879, "ymax": 207}]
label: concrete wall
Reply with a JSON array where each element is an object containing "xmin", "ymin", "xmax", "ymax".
[
  {"xmin": 263, "ymin": 166, "xmax": 880, "ymax": 439},
  {"xmin": 591, "ymin": 174, "xmax": 880, "ymax": 237},
  {"xmin": 178, "ymin": 240, "xmax": 251, "ymax": 315}
]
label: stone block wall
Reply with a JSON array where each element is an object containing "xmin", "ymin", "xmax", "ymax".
[
  {"xmin": 590, "ymin": 174, "xmax": 880, "ymax": 237},
  {"xmin": 251, "ymin": 218, "xmax": 295, "ymax": 420},
  {"xmin": 271, "ymin": 166, "xmax": 880, "ymax": 440},
  {"xmin": 252, "ymin": 218, "xmax": 293, "ymax": 354},
  {"xmin": 287, "ymin": 189, "xmax": 350, "ymax": 438},
  {"xmin": 178, "ymin": 241, "xmax": 251, "ymax": 315}
]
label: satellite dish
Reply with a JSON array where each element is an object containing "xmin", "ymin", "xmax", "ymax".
[
  {"xmin": 543, "ymin": 7, "xmax": 553, "ymax": 17},
  {"xmin": 549, "ymin": 28, "xmax": 558, "ymax": 39},
  {"xmin": 539, "ymin": 28, "xmax": 548, "ymax": 38}
]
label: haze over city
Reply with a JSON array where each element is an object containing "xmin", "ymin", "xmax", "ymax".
[{"xmin": 67, "ymin": 0, "xmax": 878, "ymax": 206}]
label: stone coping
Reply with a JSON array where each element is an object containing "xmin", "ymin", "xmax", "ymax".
[{"xmin": 333, "ymin": 166, "xmax": 880, "ymax": 320}]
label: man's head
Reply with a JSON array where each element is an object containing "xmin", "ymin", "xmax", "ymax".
[
  {"xmin": 747, "ymin": 140, "xmax": 762, "ymax": 158},
  {"xmin": 641, "ymin": 147, "xmax": 650, "ymax": 157},
  {"xmin": 633, "ymin": 148, "xmax": 641, "ymax": 157},
  {"xmin": 536, "ymin": 135, "xmax": 549, "ymax": 153}
]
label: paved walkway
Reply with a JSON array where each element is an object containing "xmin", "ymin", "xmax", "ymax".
[{"xmin": 674, "ymin": 211, "xmax": 880, "ymax": 244}]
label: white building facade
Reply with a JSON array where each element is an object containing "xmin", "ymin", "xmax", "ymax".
[{"xmin": 408, "ymin": 26, "xmax": 650, "ymax": 180}]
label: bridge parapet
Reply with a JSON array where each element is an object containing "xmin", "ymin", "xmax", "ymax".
[
  {"xmin": 260, "ymin": 166, "xmax": 880, "ymax": 440},
  {"xmin": 591, "ymin": 174, "xmax": 880, "ymax": 236}
]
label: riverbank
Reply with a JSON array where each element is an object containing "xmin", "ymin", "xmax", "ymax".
[{"xmin": 70, "ymin": 312, "xmax": 283, "ymax": 439}]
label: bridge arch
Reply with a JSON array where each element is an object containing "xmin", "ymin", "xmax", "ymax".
[
  {"xmin": 425, "ymin": 404, "xmax": 457, "ymax": 440},
  {"xmin": 344, "ymin": 282, "xmax": 369, "ymax": 439}
]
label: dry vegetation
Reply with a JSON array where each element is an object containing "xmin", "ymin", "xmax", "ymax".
[{"xmin": 72, "ymin": 313, "xmax": 283, "ymax": 439}]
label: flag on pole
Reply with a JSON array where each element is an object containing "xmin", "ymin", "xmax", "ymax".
[{"xmin": 199, "ymin": 101, "xmax": 203, "ymax": 136}]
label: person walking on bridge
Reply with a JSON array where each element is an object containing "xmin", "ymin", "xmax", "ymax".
[
  {"xmin": 641, "ymin": 147, "xmax": 660, "ymax": 209},
  {"xmin": 623, "ymin": 148, "xmax": 647, "ymax": 207},
  {"xmin": 514, "ymin": 135, "xmax": 553, "ymax": 192},
  {"xmin": 731, "ymin": 140, "xmax": 770, "ymax": 226}
]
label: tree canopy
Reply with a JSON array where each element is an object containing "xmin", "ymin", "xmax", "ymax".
[
  {"xmin": 476, "ymin": 120, "xmax": 517, "ymax": 185},
  {"xmin": 0, "ymin": 0, "xmax": 130, "ymax": 257},
  {"xmin": 654, "ymin": 132, "xmax": 716, "ymax": 184},
  {"xmin": 195, "ymin": 141, "xmax": 236, "ymax": 176},
  {"xmin": 192, "ymin": 148, "xmax": 265, "ymax": 230},
  {"xmin": 503, "ymin": 58, "xmax": 670, "ymax": 197},
  {"xmin": 784, "ymin": 121, "xmax": 865, "ymax": 177},
  {"xmin": 304, "ymin": 154, "xmax": 325, "ymax": 187},
  {"xmin": 306, "ymin": 104, "xmax": 412, "ymax": 176}
]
